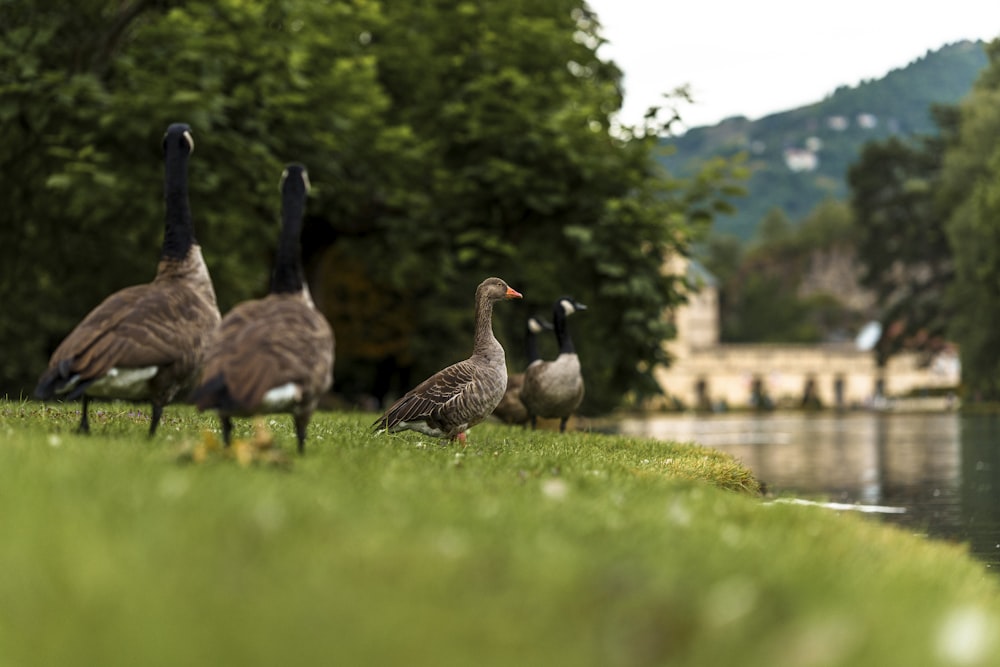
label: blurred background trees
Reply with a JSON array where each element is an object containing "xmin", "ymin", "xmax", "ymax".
[
  {"xmin": 0, "ymin": 0, "xmax": 744, "ymax": 412},
  {"xmin": 695, "ymin": 38, "xmax": 1000, "ymax": 403},
  {"xmin": 941, "ymin": 39, "xmax": 1000, "ymax": 399},
  {"xmin": 846, "ymin": 40, "xmax": 1000, "ymax": 399},
  {"xmin": 846, "ymin": 107, "xmax": 958, "ymax": 368}
]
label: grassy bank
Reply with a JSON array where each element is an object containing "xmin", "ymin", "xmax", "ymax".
[{"xmin": 1, "ymin": 400, "xmax": 997, "ymax": 667}]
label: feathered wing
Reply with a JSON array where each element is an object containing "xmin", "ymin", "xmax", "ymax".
[
  {"xmin": 193, "ymin": 296, "xmax": 333, "ymax": 413},
  {"xmin": 375, "ymin": 359, "xmax": 482, "ymax": 434},
  {"xmin": 36, "ymin": 282, "xmax": 218, "ymax": 399}
]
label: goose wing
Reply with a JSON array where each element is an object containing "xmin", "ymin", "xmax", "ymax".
[
  {"xmin": 375, "ymin": 358, "xmax": 480, "ymax": 433},
  {"xmin": 37, "ymin": 282, "xmax": 218, "ymax": 397},
  {"xmin": 196, "ymin": 296, "xmax": 333, "ymax": 412}
]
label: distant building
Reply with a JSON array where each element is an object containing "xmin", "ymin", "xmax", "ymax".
[
  {"xmin": 857, "ymin": 113, "xmax": 878, "ymax": 129},
  {"xmin": 783, "ymin": 147, "xmax": 818, "ymax": 172},
  {"xmin": 653, "ymin": 258, "xmax": 960, "ymax": 411},
  {"xmin": 827, "ymin": 115, "xmax": 849, "ymax": 131}
]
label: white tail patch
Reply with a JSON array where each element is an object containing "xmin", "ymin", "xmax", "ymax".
[
  {"xmin": 87, "ymin": 366, "xmax": 159, "ymax": 399},
  {"xmin": 393, "ymin": 420, "xmax": 453, "ymax": 438},
  {"xmin": 262, "ymin": 383, "xmax": 302, "ymax": 410},
  {"xmin": 55, "ymin": 374, "xmax": 83, "ymax": 395}
]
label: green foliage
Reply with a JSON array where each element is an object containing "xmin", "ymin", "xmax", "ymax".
[
  {"xmin": 0, "ymin": 1, "xmax": 744, "ymax": 414},
  {"xmin": 943, "ymin": 39, "xmax": 1000, "ymax": 398},
  {"xmin": 847, "ymin": 110, "xmax": 957, "ymax": 366},
  {"xmin": 662, "ymin": 40, "xmax": 990, "ymax": 240},
  {"xmin": 348, "ymin": 2, "xmax": 746, "ymax": 411},
  {"xmin": 723, "ymin": 273, "xmax": 819, "ymax": 343},
  {"xmin": 1, "ymin": 0, "xmax": 395, "ymax": 391},
  {"xmin": 699, "ymin": 233, "xmax": 743, "ymax": 286},
  {"xmin": 3, "ymin": 401, "xmax": 1000, "ymax": 667},
  {"xmin": 756, "ymin": 207, "xmax": 793, "ymax": 245},
  {"xmin": 797, "ymin": 197, "xmax": 857, "ymax": 247},
  {"xmin": 857, "ymin": 37, "xmax": 1000, "ymax": 399},
  {"xmin": 706, "ymin": 199, "xmax": 862, "ymax": 344}
]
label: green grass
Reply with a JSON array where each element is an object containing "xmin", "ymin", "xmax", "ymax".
[{"xmin": 1, "ymin": 399, "xmax": 998, "ymax": 667}]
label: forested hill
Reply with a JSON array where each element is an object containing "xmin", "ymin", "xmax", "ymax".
[{"xmin": 660, "ymin": 40, "xmax": 990, "ymax": 241}]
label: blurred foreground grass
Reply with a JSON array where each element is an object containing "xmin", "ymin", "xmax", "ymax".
[{"xmin": 0, "ymin": 399, "xmax": 997, "ymax": 667}]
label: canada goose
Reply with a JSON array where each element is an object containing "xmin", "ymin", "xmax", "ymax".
[
  {"xmin": 373, "ymin": 277, "xmax": 522, "ymax": 441},
  {"xmin": 520, "ymin": 296, "xmax": 587, "ymax": 432},
  {"xmin": 190, "ymin": 164, "xmax": 334, "ymax": 455},
  {"xmin": 35, "ymin": 123, "xmax": 221, "ymax": 436},
  {"xmin": 492, "ymin": 316, "xmax": 553, "ymax": 425}
]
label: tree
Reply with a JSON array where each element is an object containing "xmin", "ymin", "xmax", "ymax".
[
  {"xmin": 756, "ymin": 207, "xmax": 793, "ymax": 246},
  {"xmin": 941, "ymin": 38, "xmax": 1000, "ymax": 398},
  {"xmin": 333, "ymin": 1, "xmax": 746, "ymax": 411},
  {"xmin": 1, "ymin": 0, "xmax": 396, "ymax": 396},
  {"xmin": 0, "ymin": 1, "xmax": 745, "ymax": 413},
  {"xmin": 710, "ymin": 199, "xmax": 859, "ymax": 345},
  {"xmin": 846, "ymin": 107, "xmax": 957, "ymax": 367},
  {"xmin": 797, "ymin": 197, "xmax": 856, "ymax": 249}
]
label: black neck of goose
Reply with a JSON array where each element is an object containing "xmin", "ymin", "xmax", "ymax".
[
  {"xmin": 554, "ymin": 307, "xmax": 576, "ymax": 355},
  {"xmin": 526, "ymin": 324, "xmax": 541, "ymax": 362},
  {"xmin": 161, "ymin": 143, "xmax": 195, "ymax": 262},
  {"xmin": 271, "ymin": 180, "xmax": 306, "ymax": 295}
]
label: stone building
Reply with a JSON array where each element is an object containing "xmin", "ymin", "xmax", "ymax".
[{"xmin": 653, "ymin": 259, "xmax": 960, "ymax": 411}]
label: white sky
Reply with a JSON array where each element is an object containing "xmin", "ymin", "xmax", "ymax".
[{"xmin": 586, "ymin": 0, "xmax": 1000, "ymax": 129}]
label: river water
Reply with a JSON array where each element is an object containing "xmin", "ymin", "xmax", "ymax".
[{"xmin": 616, "ymin": 412, "xmax": 1000, "ymax": 569}]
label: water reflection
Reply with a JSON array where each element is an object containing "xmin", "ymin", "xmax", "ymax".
[
  {"xmin": 616, "ymin": 412, "xmax": 1000, "ymax": 568},
  {"xmin": 959, "ymin": 415, "xmax": 1000, "ymax": 568}
]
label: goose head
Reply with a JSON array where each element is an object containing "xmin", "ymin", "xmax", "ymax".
[
  {"xmin": 478, "ymin": 277, "xmax": 523, "ymax": 303},
  {"xmin": 280, "ymin": 163, "xmax": 311, "ymax": 197},
  {"xmin": 556, "ymin": 297, "xmax": 587, "ymax": 317},
  {"xmin": 163, "ymin": 123, "xmax": 194, "ymax": 156}
]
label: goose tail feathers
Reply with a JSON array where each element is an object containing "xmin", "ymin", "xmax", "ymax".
[
  {"xmin": 35, "ymin": 360, "xmax": 91, "ymax": 401},
  {"xmin": 189, "ymin": 373, "xmax": 238, "ymax": 413}
]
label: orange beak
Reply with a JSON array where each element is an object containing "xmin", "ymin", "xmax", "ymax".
[{"xmin": 506, "ymin": 286, "xmax": 523, "ymax": 299}]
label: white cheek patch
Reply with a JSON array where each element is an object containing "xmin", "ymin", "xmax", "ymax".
[
  {"xmin": 561, "ymin": 300, "xmax": 575, "ymax": 316},
  {"xmin": 87, "ymin": 366, "xmax": 159, "ymax": 399},
  {"xmin": 261, "ymin": 383, "xmax": 302, "ymax": 410}
]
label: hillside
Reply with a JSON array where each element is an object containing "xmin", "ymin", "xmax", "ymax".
[{"xmin": 660, "ymin": 40, "xmax": 990, "ymax": 241}]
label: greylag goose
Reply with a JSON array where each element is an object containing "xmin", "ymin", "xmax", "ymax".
[
  {"xmin": 373, "ymin": 277, "xmax": 522, "ymax": 441},
  {"xmin": 190, "ymin": 164, "xmax": 334, "ymax": 455},
  {"xmin": 492, "ymin": 316, "xmax": 553, "ymax": 425},
  {"xmin": 520, "ymin": 296, "xmax": 587, "ymax": 432},
  {"xmin": 35, "ymin": 123, "xmax": 221, "ymax": 436}
]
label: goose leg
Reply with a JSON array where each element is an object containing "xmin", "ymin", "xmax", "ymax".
[
  {"xmin": 559, "ymin": 417, "xmax": 568, "ymax": 433},
  {"xmin": 221, "ymin": 416, "xmax": 233, "ymax": 446},
  {"xmin": 293, "ymin": 415, "xmax": 308, "ymax": 455},
  {"xmin": 149, "ymin": 403, "xmax": 164, "ymax": 437},
  {"xmin": 530, "ymin": 415, "xmax": 537, "ymax": 430},
  {"xmin": 78, "ymin": 395, "xmax": 91, "ymax": 435}
]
